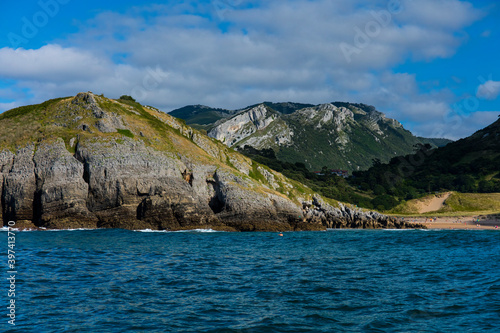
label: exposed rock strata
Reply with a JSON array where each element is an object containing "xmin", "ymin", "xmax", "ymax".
[
  {"xmin": 0, "ymin": 150, "xmax": 15, "ymax": 222},
  {"xmin": 209, "ymin": 105, "xmax": 275, "ymax": 146},
  {"xmin": 3, "ymin": 146, "xmax": 36, "ymax": 223},
  {"xmin": 0, "ymin": 139, "xmax": 423, "ymax": 231},
  {"xmin": 34, "ymin": 139, "xmax": 96, "ymax": 228}
]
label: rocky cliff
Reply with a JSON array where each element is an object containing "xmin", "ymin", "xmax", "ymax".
[
  {"xmin": 209, "ymin": 104, "xmax": 277, "ymax": 146},
  {"xmin": 0, "ymin": 93, "xmax": 424, "ymax": 231}
]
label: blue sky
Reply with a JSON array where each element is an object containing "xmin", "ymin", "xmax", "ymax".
[{"xmin": 1, "ymin": 0, "xmax": 499, "ymax": 139}]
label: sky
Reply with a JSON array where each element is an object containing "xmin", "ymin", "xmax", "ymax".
[{"xmin": 0, "ymin": 0, "xmax": 499, "ymax": 140}]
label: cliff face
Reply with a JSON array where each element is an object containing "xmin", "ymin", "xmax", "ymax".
[
  {"xmin": 0, "ymin": 93, "xmax": 423, "ymax": 231},
  {"xmin": 0, "ymin": 137, "xmax": 312, "ymax": 231},
  {"xmin": 209, "ymin": 105, "xmax": 277, "ymax": 146}
]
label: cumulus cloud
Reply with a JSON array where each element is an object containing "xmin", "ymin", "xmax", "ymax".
[
  {"xmin": 0, "ymin": 0, "xmax": 487, "ymax": 140},
  {"xmin": 477, "ymin": 80, "xmax": 500, "ymax": 100},
  {"xmin": 0, "ymin": 45, "xmax": 112, "ymax": 82},
  {"xmin": 0, "ymin": 102, "xmax": 19, "ymax": 111},
  {"xmin": 396, "ymin": 101, "xmax": 451, "ymax": 122},
  {"xmin": 409, "ymin": 111, "xmax": 499, "ymax": 140},
  {"xmin": 398, "ymin": 0, "xmax": 482, "ymax": 31}
]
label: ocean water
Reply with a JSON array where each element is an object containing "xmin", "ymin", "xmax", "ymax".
[{"xmin": 2, "ymin": 228, "xmax": 499, "ymax": 332}]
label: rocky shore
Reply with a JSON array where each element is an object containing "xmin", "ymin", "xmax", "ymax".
[{"xmin": 0, "ymin": 139, "xmax": 423, "ymax": 231}]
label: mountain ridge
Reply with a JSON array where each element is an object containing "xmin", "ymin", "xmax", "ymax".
[{"xmin": 174, "ymin": 102, "xmax": 452, "ymax": 171}]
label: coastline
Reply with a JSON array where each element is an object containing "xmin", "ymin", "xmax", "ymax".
[
  {"xmin": 8, "ymin": 214, "xmax": 500, "ymax": 231},
  {"xmin": 405, "ymin": 216, "xmax": 500, "ymax": 230}
]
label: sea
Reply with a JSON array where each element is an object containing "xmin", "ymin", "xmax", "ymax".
[{"xmin": 1, "ymin": 228, "xmax": 499, "ymax": 332}]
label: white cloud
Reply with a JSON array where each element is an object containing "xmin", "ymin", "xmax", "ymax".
[
  {"xmin": 398, "ymin": 0, "xmax": 482, "ymax": 31},
  {"xmin": 397, "ymin": 101, "xmax": 451, "ymax": 122},
  {"xmin": 0, "ymin": 0, "xmax": 488, "ymax": 142},
  {"xmin": 0, "ymin": 102, "xmax": 20, "ymax": 112},
  {"xmin": 477, "ymin": 80, "xmax": 500, "ymax": 100},
  {"xmin": 409, "ymin": 111, "xmax": 499, "ymax": 140},
  {"xmin": 0, "ymin": 45, "xmax": 112, "ymax": 82}
]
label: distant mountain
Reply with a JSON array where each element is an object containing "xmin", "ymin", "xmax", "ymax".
[
  {"xmin": 168, "ymin": 105, "xmax": 235, "ymax": 130},
  {"xmin": 246, "ymin": 102, "xmax": 316, "ymax": 115},
  {"xmin": 417, "ymin": 137, "xmax": 452, "ymax": 148},
  {"xmin": 195, "ymin": 102, "xmax": 452, "ymax": 171}
]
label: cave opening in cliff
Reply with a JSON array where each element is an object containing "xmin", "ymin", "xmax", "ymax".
[{"xmin": 207, "ymin": 180, "xmax": 224, "ymax": 214}]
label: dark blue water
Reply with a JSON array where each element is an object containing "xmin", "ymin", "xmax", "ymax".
[{"xmin": 2, "ymin": 229, "xmax": 499, "ymax": 332}]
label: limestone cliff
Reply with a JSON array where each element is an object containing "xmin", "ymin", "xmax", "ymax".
[
  {"xmin": 209, "ymin": 104, "xmax": 277, "ymax": 146},
  {"xmin": 0, "ymin": 93, "xmax": 423, "ymax": 231}
]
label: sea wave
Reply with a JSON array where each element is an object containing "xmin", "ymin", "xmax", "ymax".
[
  {"xmin": 0, "ymin": 226, "xmax": 97, "ymax": 232},
  {"xmin": 1, "ymin": 226, "xmax": 224, "ymax": 233},
  {"xmin": 43, "ymin": 228, "xmax": 96, "ymax": 232},
  {"xmin": 382, "ymin": 229, "xmax": 421, "ymax": 231},
  {"xmin": 0, "ymin": 226, "xmax": 38, "ymax": 232},
  {"xmin": 136, "ymin": 228, "xmax": 223, "ymax": 233}
]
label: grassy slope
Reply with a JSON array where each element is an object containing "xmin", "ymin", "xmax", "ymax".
[
  {"xmin": 274, "ymin": 113, "xmax": 422, "ymax": 171},
  {"xmin": 390, "ymin": 192, "xmax": 500, "ymax": 216},
  {"xmin": 417, "ymin": 137, "xmax": 453, "ymax": 147},
  {"xmin": 0, "ymin": 96, "xmax": 216, "ymax": 162}
]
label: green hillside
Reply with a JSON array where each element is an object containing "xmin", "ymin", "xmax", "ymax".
[
  {"xmin": 0, "ymin": 94, "xmax": 263, "ymax": 183},
  {"xmin": 168, "ymin": 105, "xmax": 234, "ymax": 130},
  {"xmin": 390, "ymin": 192, "xmax": 500, "ymax": 216},
  {"xmin": 351, "ymin": 116, "xmax": 500, "ymax": 203}
]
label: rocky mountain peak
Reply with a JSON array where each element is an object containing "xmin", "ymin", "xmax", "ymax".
[
  {"xmin": 291, "ymin": 103, "xmax": 354, "ymax": 129},
  {"xmin": 245, "ymin": 104, "xmax": 271, "ymax": 125},
  {"xmin": 71, "ymin": 92, "xmax": 100, "ymax": 112}
]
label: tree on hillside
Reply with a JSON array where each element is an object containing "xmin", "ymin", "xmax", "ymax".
[{"xmin": 119, "ymin": 95, "xmax": 136, "ymax": 102}]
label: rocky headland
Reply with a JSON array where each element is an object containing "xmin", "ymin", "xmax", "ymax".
[{"xmin": 0, "ymin": 93, "xmax": 424, "ymax": 231}]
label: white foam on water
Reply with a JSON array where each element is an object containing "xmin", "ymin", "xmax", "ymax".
[
  {"xmin": 326, "ymin": 229, "xmax": 358, "ymax": 231},
  {"xmin": 382, "ymin": 229, "xmax": 418, "ymax": 231},
  {"xmin": 1, "ymin": 227, "xmax": 223, "ymax": 233},
  {"xmin": 0, "ymin": 227, "xmax": 98, "ymax": 232},
  {"xmin": 44, "ymin": 228, "xmax": 96, "ymax": 232},
  {"xmin": 136, "ymin": 229, "xmax": 170, "ymax": 233},
  {"xmin": 136, "ymin": 228, "xmax": 223, "ymax": 233},
  {"xmin": 177, "ymin": 229, "xmax": 222, "ymax": 233},
  {"xmin": 0, "ymin": 226, "xmax": 37, "ymax": 232}
]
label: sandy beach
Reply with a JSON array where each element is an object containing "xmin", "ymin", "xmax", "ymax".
[{"xmin": 404, "ymin": 216, "xmax": 500, "ymax": 230}]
